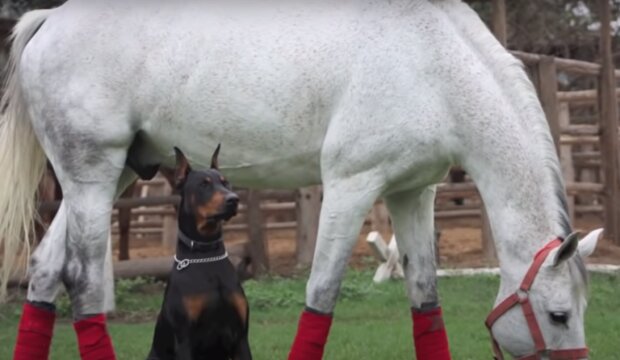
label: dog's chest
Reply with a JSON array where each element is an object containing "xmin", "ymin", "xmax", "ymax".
[{"xmin": 166, "ymin": 263, "xmax": 248, "ymax": 327}]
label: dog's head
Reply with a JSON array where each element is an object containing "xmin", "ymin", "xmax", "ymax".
[{"xmin": 173, "ymin": 145, "xmax": 239, "ymax": 236}]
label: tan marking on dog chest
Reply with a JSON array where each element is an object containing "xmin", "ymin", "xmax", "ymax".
[
  {"xmin": 183, "ymin": 294, "xmax": 208, "ymax": 321},
  {"xmin": 228, "ymin": 293, "xmax": 248, "ymax": 325}
]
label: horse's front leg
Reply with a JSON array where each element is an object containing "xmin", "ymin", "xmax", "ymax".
[
  {"xmin": 385, "ymin": 187, "xmax": 451, "ymax": 360},
  {"xmin": 288, "ymin": 174, "xmax": 381, "ymax": 360}
]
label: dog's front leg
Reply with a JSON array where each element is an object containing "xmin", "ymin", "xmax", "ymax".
[
  {"xmin": 233, "ymin": 336, "xmax": 253, "ymax": 360},
  {"xmin": 146, "ymin": 313, "xmax": 175, "ymax": 360},
  {"xmin": 175, "ymin": 330, "xmax": 193, "ymax": 360}
]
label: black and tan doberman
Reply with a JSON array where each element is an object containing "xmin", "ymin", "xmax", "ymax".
[{"xmin": 147, "ymin": 146, "xmax": 251, "ymax": 360}]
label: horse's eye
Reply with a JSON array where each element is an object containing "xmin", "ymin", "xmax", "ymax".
[{"xmin": 549, "ymin": 311, "xmax": 569, "ymax": 325}]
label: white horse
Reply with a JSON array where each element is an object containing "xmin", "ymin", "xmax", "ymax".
[{"xmin": 0, "ymin": 0, "xmax": 602, "ymax": 358}]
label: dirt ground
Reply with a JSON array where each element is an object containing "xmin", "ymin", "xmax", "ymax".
[{"xmin": 115, "ymin": 214, "xmax": 620, "ymax": 276}]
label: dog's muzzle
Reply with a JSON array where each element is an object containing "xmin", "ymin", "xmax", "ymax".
[{"xmin": 223, "ymin": 193, "xmax": 239, "ymax": 219}]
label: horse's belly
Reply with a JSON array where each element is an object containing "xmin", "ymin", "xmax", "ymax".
[
  {"xmin": 144, "ymin": 113, "xmax": 325, "ymax": 189},
  {"xmin": 101, "ymin": 2, "xmax": 355, "ymax": 188}
]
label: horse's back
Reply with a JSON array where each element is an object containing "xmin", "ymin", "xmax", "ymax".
[{"xmin": 22, "ymin": 1, "xmax": 362, "ymax": 185}]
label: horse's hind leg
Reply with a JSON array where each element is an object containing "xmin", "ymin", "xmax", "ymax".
[
  {"xmin": 29, "ymin": 132, "xmax": 129, "ymax": 359},
  {"xmin": 14, "ymin": 201, "xmax": 69, "ymax": 359},
  {"xmin": 384, "ymin": 187, "xmax": 452, "ymax": 360},
  {"xmin": 20, "ymin": 160, "xmax": 127, "ymax": 359},
  {"xmin": 58, "ymin": 153, "xmax": 127, "ymax": 359},
  {"xmin": 26, "ymin": 170, "xmax": 134, "ymax": 315},
  {"xmin": 102, "ymin": 167, "xmax": 139, "ymax": 313}
]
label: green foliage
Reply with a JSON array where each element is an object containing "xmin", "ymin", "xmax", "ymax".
[
  {"xmin": 54, "ymin": 290, "xmax": 71, "ymax": 318},
  {"xmin": 469, "ymin": 0, "xmax": 620, "ymax": 63},
  {"xmin": 244, "ymin": 270, "xmax": 386, "ymax": 311},
  {"xmin": 114, "ymin": 277, "xmax": 152, "ymax": 309},
  {"xmin": 243, "ymin": 276, "xmax": 306, "ymax": 310}
]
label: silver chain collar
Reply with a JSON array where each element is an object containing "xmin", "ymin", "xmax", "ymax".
[{"xmin": 174, "ymin": 252, "xmax": 229, "ymax": 271}]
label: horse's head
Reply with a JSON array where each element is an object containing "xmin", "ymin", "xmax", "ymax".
[
  {"xmin": 173, "ymin": 145, "xmax": 239, "ymax": 237},
  {"xmin": 489, "ymin": 229, "xmax": 602, "ymax": 359}
]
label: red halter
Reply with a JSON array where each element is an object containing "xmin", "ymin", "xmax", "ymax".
[{"xmin": 485, "ymin": 238, "xmax": 589, "ymax": 360}]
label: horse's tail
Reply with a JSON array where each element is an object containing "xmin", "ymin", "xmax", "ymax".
[{"xmin": 0, "ymin": 9, "xmax": 54, "ymax": 301}]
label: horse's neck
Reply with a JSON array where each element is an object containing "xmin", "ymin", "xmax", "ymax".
[
  {"xmin": 452, "ymin": 73, "xmax": 567, "ymax": 282},
  {"xmin": 462, "ymin": 133, "xmax": 565, "ymax": 284},
  {"xmin": 434, "ymin": 0, "xmax": 569, "ymax": 284}
]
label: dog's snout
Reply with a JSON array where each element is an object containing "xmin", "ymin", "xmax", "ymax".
[{"xmin": 225, "ymin": 194, "xmax": 239, "ymax": 207}]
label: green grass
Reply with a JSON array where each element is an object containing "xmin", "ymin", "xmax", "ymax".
[{"xmin": 1, "ymin": 271, "xmax": 619, "ymax": 359}]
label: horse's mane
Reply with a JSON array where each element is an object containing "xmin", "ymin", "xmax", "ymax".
[{"xmin": 430, "ymin": 0, "xmax": 588, "ymax": 289}]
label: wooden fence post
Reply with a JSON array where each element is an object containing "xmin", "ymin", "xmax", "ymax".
[
  {"xmin": 559, "ymin": 102, "xmax": 575, "ymax": 222},
  {"xmin": 491, "ymin": 0, "xmax": 508, "ymax": 47},
  {"xmin": 481, "ymin": 205, "xmax": 496, "ymax": 262},
  {"xmin": 247, "ymin": 190, "xmax": 269, "ymax": 274},
  {"xmin": 535, "ymin": 56, "xmax": 561, "ymax": 155},
  {"xmin": 296, "ymin": 186, "xmax": 322, "ymax": 268},
  {"xmin": 598, "ymin": 0, "xmax": 620, "ymax": 244},
  {"xmin": 161, "ymin": 179, "xmax": 178, "ymax": 252}
]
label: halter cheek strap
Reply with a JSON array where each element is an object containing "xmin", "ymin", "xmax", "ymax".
[{"xmin": 485, "ymin": 238, "xmax": 589, "ymax": 360}]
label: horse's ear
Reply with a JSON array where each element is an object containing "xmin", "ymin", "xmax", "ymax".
[
  {"xmin": 211, "ymin": 143, "xmax": 221, "ymax": 169},
  {"xmin": 174, "ymin": 147, "xmax": 191, "ymax": 187},
  {"xmin": 551, "ymin": 232, "xmax": 580, "ymax": 267},
  {"xmin": 577, "ymin": 228, "xmax": 603, "ymax": 258}
]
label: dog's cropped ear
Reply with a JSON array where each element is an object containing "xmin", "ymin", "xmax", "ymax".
[
  {"xmin": 211, "ymin": 144, "xmax": 221, "ymax": 169},
  {"xmin": 174, "ymin": 147, "xmax": 192, "ymax": 187}
]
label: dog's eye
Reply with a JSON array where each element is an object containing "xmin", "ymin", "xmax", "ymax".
[{"xmin": 201, "ymin": 179, "xmax": 211, "ymax": 187}]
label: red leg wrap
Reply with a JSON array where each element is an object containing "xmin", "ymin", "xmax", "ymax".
[
  {"xmin": 288, "ymin": 310, "xmax": 333, "ymax": 360},
  {"xmin": 13, "ymin": 303, "xmax": 56, "ymax": 360},
  {"xmin": 412, "ymin": 307, "xmax": 452, "ymax": 360},
  {"xmin": 73, "ymin": 314, "xmax": 116, "ymax": 360}
]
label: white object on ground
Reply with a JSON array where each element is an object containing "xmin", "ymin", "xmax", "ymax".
[{"xmin": 367, "ymin": 232, "xmax": 404, "ymax": 283}]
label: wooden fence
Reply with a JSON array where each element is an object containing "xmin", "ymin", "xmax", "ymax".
[
  {"xmin": 55, "ymin": 178, "xmax": 502, "ymax": 273},
  {"xmin": 509, "ymin": 47, "xmax": 619, "ymax": 244}
]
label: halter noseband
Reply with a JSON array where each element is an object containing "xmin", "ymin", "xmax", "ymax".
[{"xmin": 485, "ymin": 238, "xmax": 589, "ymax": 360}]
